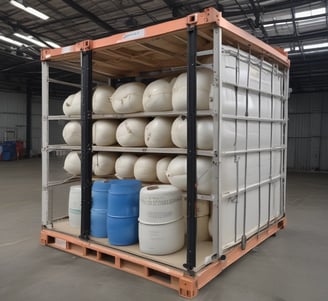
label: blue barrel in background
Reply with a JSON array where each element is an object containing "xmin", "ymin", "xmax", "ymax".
[
  {"xmin": 90, "ymin": 180, "xmax": 111, "ymax": 238},
  {"xmin": 2, "ymin": 141, "xmax": 16, "ymax": 161},
  {"xmin": 107, "ymin": 179, "xmax": 141, "ymax": 245}
]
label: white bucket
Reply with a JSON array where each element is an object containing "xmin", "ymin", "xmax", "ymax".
[
  {"xmin": 116, "ymin": 118, "xmax": 148, "ymax": 147},
  {"xmin": 92, "ymin": 152, "xmax": 118, "ymax": 177},
  {"xmin": 142, "ymin": 78, "xmax": 173, "ymax": 112},
  {"xmin": 172, "ymin": 68, "xmax": 213, "ymax": 110},
  {"xmin": 156, "ymin": 157, "xmax": 171, "ymax": 184},
  {"xmin": 62, "ymin": 121, "xmax": 81, "ymax": 146},
  {"xmin": 144, "ymin": 117, "xmax": 173, "ymax": 147},
  {"xmin": 110, "ymin": 82, "xmax": 145, "ymax": 113},
  {"xmin": 138, "ymin": 217, "xmax": 185, "ymax": 255},
  {"xmin": 92, "ymin": 120, "xmax": 118, "ymax": 146},
  {"xmin": 166, "ymin": 155, "xmax": 212, "ymax": 194},
  {"xmin": 68, "ymin": 185, "xmax": 81, "ymax": 228},
  {"xmin": 171, "ymin": 116, "xmax": 213, "ymax": 149},
  {"xmin": 139, "ymin": 185, "xmax": 182, "ymax": 224},
  {"xmin": 134, "ymin": 155, "xmax": 159, "ymax": 182},
  {"xmin": 115, "ymin": 154, "xmax": 139, "ymax": 179},
  {"xmin": 64, "ymin": 151, "xmax": 81, "ymax": 176},
  {"xmin": 92, "ymin": 85, "xmax": 115, "ymax": 114}
]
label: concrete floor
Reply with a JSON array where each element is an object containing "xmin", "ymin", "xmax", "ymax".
[{"xmin": 0, "ymin": 158, "xmax": 328, "ymax": 301}]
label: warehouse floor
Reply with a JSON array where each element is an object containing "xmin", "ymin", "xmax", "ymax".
[{"xmin": 0, "ymin": 158, "xmax": 327, "ymax": 301}]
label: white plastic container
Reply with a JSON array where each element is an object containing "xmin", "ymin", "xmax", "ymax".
[
  {"xmin": 139, "ymin": 217, "xmax": 185, "ymax": 255},
  {"xmin": 156, "ymin": 157, "xmax": 172, "ymax": 184},
  {"xmin": 92, "ymin": 85, "xmax": 115, "ymax": 114},
  {"xmin": 68, "ymin": 185, "xmax": 81, "ymax": 228},
  {"xmin": 92, "ymin": 120, "xmax": 118, "ymax": 146},
  {"xmin": 171, "ymin": 116, "xmax": 213, "ymax": 149},
  {"xmin": 116, "ymin": 118, "xmax": 148, "ymax": 147},
  {"xmin": 166, "ymin": 155, "xmax": 212, "ymax": 194},
  {"xmin": 62, "ymin": 121, "xmax": 81, "ymax": 146},
  {"xmin": 139, "ymin": 185, "xmax": 182, "ymax": 224},
  {"xmin": 64, "ymin": 151, "xmax": 81, "ymax": 176},
  {"xmin": 134, "ymin": 155, "xmax": 159, "ymax": 182},
  {"xmin": 115, "ymin": 154, "xmax": 139, "ymax": 179},
  {"xmin": 63, "ymin": 92, "xmax": 81, "ymax": 116},
  {"xmin": 172, "ymin": 68, "xmax": 213, "ymax": 110},
  {"xmin": 110, "ymin": 82, "xmax": 145, "ymax": 113},
  {"xmin": 142, "ymin": 78, "xmax": 173, "ymax": 112},
  {"xmin": 92, "ymin": 152, "xmax": 118, "ymax": 177},
  {"xmin": 144, "ymin": 117, "xmax": 173, "ymax": 147}
]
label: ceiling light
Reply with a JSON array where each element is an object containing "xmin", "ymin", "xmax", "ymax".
[
  {"xmin": 0, "ymin": 35, "xmax": 24, "ymax": 47},
  {"xmin": 14, "ymin": 33, "xmax": 47, "ymax": 47},
  {"xmin": 263, "ymin": 21, "xmax": 293, "ymax": 28},
  {"xmin": 303, "ymin": 42, "xmax": 328, "ymax": 50},
  {"xmin": 295, "ymin": 7, "xmax": 326, "ymax": 19},
  {"xmin": 45, "ymin": 41, "xmax": 61, "ymax": 48},
  {"xmin": 284, "ymin": 47, "xmax": 299, "ymax": 52},
  {"xmin": 10, "ymin": 0, "xmax": 49, "ymax": 20}
]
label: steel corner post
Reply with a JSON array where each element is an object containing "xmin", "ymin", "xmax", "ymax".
[
  {"xmin": 80, "ymin": 50, "xmax": 93, "ymax": 241},
  {"xmin": 184, "ymin": 24, "xmax": 197, "ymax": 273}
]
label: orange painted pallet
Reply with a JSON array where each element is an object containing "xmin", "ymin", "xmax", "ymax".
[{"xmin": 40, "ymin": 217, "xmax": 286, "ymax": 298}]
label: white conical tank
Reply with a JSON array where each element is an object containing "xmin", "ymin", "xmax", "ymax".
[
  {"xmin": 92, "ymin": 120, "xmax": 118, "ymax": 146},
  {"xmin": 64, "ymin": 151, "xmax": 81, "ymax": 176},
  {"xmin": 134, "ymin": 155, "xmax": 160, "ymax": 182},
  {"xmin": 116, "ymin": 118, "xmax": 148, "ymax": 147},
  {"xmin": 92, "ymin": 152, "xmax": 118, "ymax": 177},
  {"xmin": 144, "ymin": 117, "xmax": 173, "ymax": 147},
  {"xmin": 172, "ymin": 68, "xmax": 213, "ymax": 110},
  {"xmin": 156, "ymin": 157, "xmax": 172, "ymax": 184},
  {"xmin": 92, "ymin": 85, "xmax": 115, "ymax": 114},
  {"xmin": 110, "ymin": 82, "xmax": 145, "ymax": 113},
  {"xmin": 63, "ymin": 91, "xmax": 81, "ymax": 116},
  {"xmin": 62, "ymin": 121, "xmax": 81, "ymax": 146},
  {"xmin": 115, "ymin": 154, "xmax": 139, "ymax": 179}
]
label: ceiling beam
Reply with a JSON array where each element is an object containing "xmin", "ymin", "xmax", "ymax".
[{"xmin": 61, "ymin": 0, "xmax": 118, "ymax": 34}]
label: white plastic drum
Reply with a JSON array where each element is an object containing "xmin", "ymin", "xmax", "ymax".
[
  {"xmin": 142, "ymin": 78, "xmax": 173, "ymax": 112},
  {"xmin": 139, "ymin": 218, "xmax": 185, "ymax": 255},
  {"xmin": 92, "ymin": 85, "xmax": 115, "ymax": 114},
  {"xmin": 92, "ymin": 152, "xmax": 118, "ymax": 177},
  {"xmin": 110, "ymin": 82, "xmax": 145, "ymax": 113},
  {"xmin": 156, "ymin": 157, "xmax": 171, "ymax": 184},
  {"xmin": 62, "ymin": 121, "xmax": 81, "ymax": 146},
  {"xmin": 116, "ymin": 118, "xmax": 148, "ymax": 147},
  {"xmin": 166, "ymin": 155, "xmax": 212, "ymax": 194},
  {"xmin": 68, "ymin": 185, "xmax": 81, "ymax": 228},
  {"xmin": 144, "ymin": 117, "xmax": 173, "ymax": 147},
  {"xmin": 115, "ymin": 154, "xmax": 139, "ymax": 179},
  {"xmin": 134, "ymin": 155, "xmax": 159, "ymax": 182},
  {"xmin": 172, "ymin": 68, "xmax": 213, "ymax": 110},
  {"xmin": 171, "ymin": 116, "xmax": 213, "ymax": 149},
  {"xmin": 92, "ymin": 120, "xmax": 118, "ymax": 146},
  {"xmin": 139, "ymin": 185, "xmax": 182, "ymax": 224},
  {"xmin": 64, "ymin": 151, "xmax": 81, "ymax": 176}
]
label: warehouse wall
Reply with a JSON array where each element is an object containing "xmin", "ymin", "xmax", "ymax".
[
  {"xmin": 288, "ymin": 91, "xmax": 328, "ymax": 171},
  {"xmin": 0, "ymin": 91, "xmax": 64, "ymax": 156}
]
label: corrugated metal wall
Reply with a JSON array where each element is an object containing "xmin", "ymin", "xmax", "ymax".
[
  {"xmin": 288, "ymin": 92, "xmax": 328, "ymax": 171},
  {"xmin": 0, "ymin": 92, "xmax": 64, "ymax": 156}
]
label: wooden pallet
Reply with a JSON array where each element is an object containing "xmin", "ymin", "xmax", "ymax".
[{"xmin": 40, "ymin": 217, "xmax": 286, "ymax": 298}]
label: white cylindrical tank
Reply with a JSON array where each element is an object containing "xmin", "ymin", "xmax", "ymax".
[
  {"xmin": 116, "ymin": 118, "xmax": 148, "ymax": 147},
  {"xmin": 92, "ymin": 85, "xmax": 115, "ymax": 114},
  {"xmin": 172, "ymin": 68, "xmax": 213, "ymax": 110},
  {"xmin": 166, "ymin": 155, "xmax": 212, "ymax": 194},
  {"xmin": 110, "ymin": 82, "xmax": 145, "ymax": 113},
  {"xmin": 156, "ymin": 157, "xmax": 172, "ymax": 184},
  {"xmin": 62, "ymin": 121, "xmax": 81, "ymax": 146},
  {"xmin": 142, "ymin": 78, "xmax": 174, "ymax": 112},
  {"xmin": 144, "ymin": 117, "xmax": 173, "ymax": 147},
  {"xmin": 68, "ymin": 185, "xmax": 81, "ymax": 228},
  {"xmin": 92, "ymin": 152, "xmax": 118, "ymax": 177},
  {"xmin": 115, "ymin": 154, "xmax": 139, "ymax": 179},
  {"xmin": 134, "ymin": 155, "xmax": 159, "ymax": 182},
  {"xmin": 92, "ymin": 120, "xmax": 118, "ymax": 146},
  {"xmin": 171, "ymin": 116, "xmax": 213, "ymax": 150},
  {"xmin": 64, "ymin": 151, "xmax": 81, "ymax": 176}
]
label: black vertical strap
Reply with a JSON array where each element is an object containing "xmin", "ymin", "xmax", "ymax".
[
  {"xmin": 80, "ymin": 50, "xmax": 93, "ymax": 241},
  {"xmin": 183, "ymin": 24, "xmax": 197, "ymax": 273}
]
